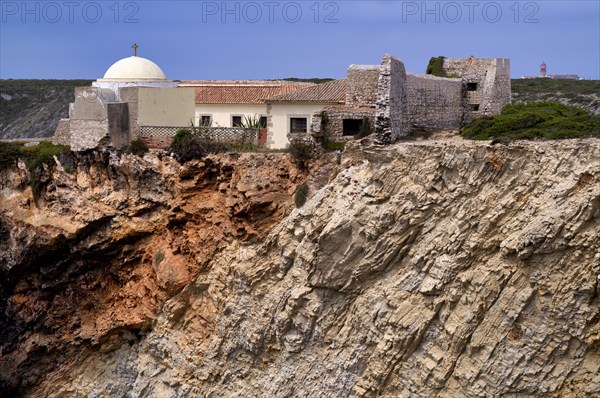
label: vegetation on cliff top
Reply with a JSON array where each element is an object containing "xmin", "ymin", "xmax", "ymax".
[
  {"xmin": 288, "ymin": 139, "xmax": 313, "ymax": 169},
  {"xmin": 169, "ymin": 128, "xmax": 230, "ymax": 162},
  {"xmin": 0, "ymin": 141, "xmax": 72, "ymax": 202},
  {"xmin": 126, "ymin": 139, "xmax": 149, "ymax": 157},
  {"xmin": 512, "ymin": 78, "xmax": 600, "ymax": 113},
  {"xmin": 0, "ymin": 141, "xmax": 22, "ymax": 169},
  {"xmin": 461, "ymin": 102, "xmax": 600, "ymax": 142},
  {"xmin": 294, "ymin": 183, "xmax": 309, "ymax": 208}
]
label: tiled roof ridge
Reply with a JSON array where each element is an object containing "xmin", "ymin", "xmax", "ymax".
[
  {"xmin": 266, "ymin": 78, "xmax": 347, "ymax": 103},
  {"xmin": 193, "ymin": 81, "xmax": 319, "ymax": 104},
  {"xmin": 181, "ymin": 80, "xmax": 316, "ymax": 87}
]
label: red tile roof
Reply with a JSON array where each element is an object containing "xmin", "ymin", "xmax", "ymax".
[
  {"xmin": 179, "ymin": 80, "xmax": 315, "ymax": 104},
  {"xmin": 266, "ymin": 79, "xmax": 346, "ymax": 103}
]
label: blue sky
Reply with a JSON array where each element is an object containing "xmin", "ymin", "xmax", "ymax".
[{"xmin": 1, "ymin": 1, "xmax": 598, "ymax": 80}]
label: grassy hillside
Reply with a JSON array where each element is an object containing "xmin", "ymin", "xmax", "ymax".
[
  {"xmin": 511, "ymin": 78, "xmax": 600, "ymax": 114},
  {"xmin": 461, "ymin": 102, "xmax": 600, "ymax": 142},
  {"xmin": 0, "ymin": 79, "xmax": 92, "ymax": 140}
]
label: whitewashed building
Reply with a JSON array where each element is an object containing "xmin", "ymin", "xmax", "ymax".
[
  {"xmin": 265, "ymin": 79, "xmax": 346, "ymax": 148},
  {"xmin": 180, "ymin": 80, "xmax": 314, "ymax": 127},
  {"xmin": 54, "ymin": 47, "xmax": 194, "ymax": 151}
]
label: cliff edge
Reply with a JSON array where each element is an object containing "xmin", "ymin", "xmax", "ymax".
[{"xmin": 1, "ymin": 138, "xmax": 599, "ymax": 397}]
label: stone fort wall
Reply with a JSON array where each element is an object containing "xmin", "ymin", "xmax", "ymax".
[
  {"xmin": 52, "ymin": 119, "xmax": 71, "ymax": 146},
  {"xmin": 314, "ymin": 106, "xmax": 375, "ymax": 142},
  {"xmin": 406, "ymin": 74, "xmax": 463, "ymax": 131},
  {"xmin": 345, "ymin": 65, "xmax": 381, "ymax": 108},
  {"xmin": 443, "ymin": 58, "xmax": 511, "ymax": 120},
  {"xmin": 313, "ymin": 55, "xmax": 511, "ymax": 143}
]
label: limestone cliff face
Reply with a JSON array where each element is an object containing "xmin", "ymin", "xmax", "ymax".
[
  {"xmin": 0, "ymin": 150, "xmax": 305, "ymax": 396},
  {"xmin": 1, "ymin": 139, "xmax": 599, "ymax": 397}
]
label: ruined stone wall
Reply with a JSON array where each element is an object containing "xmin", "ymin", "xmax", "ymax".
[
  {"xmin": 375, "ymin": 54, "xmax": 409, "ymax": 144},
  {"xmin": 70, "ymin": 92, "xmax": 108, "ymax": 121},
  {"xmin": 58, "ymin": 86, "xmax": 138, "ymax": 151},
  {"xmin": 443, "ymin": 58, "xmax": 511, "ymax": 121},
  {"xmin": 52, "ymin": 119, "xmax": 71, "ymax": 146},
  {"xmin": 68, "ymin": 92, "xmax": 110, "ymax": 151},
  {"xmin": 406, "ymin": 74, "xmax": 463, "ymax": 131},
  {"xmin": 317, "ymin": 106, "xmax": 375, "ymax": 141},
  {"xmin": 70, "ymin": 119, "xmax": 110, "ymax": 151},
  {"xmin": 310, "ymin": 109, "xmax": 323, "ymax": 139},
  {"xmin": 345, "ymin": 66, "xmax": 381, "ymax": 108},
  {"xmin": 488, "ymin": 58, "xmax": 511, "ymax": 114},
  {"xmin": 73, "ymin": 87, "xmax": 118, "ymax": 104}
]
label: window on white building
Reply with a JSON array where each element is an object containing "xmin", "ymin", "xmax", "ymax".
[
  {"xmin": 232, "ymin": 115, "xmax": 242, "ymax": 127},
  {"xmin": 200, "ymin": 115, "xmax": 212, "ymax": 126},
  {"xmin": 290, "ymin": 117, "xmax": 307, "ymax": 134}
]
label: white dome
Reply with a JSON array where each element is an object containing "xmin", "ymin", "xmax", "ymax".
[{"xmin": 101, "ymin": 56, "xmax": 168, "ymax": 81}]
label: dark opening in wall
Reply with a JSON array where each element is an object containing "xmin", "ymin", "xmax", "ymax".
[
  {"xmin": 200, "ymin": 115, "xmax": 211, "ymax": 126},
  {"xmin": 467, "ymin": 82, "xmax": 478, "ymax": 91},
  {"xmin": 470, "ymin": 104, "xmax": 480, "ymax": 111},
  {"xmin": 343, "ymin": 119, "xmax": 362, "ymax": 136},
  {"xmin": 260, "ymin": 116, "xmax": 268, "ymax": 128},
  {"xmin": 290, "ymin": 117, "xmax": 307, "ymax": 134}
]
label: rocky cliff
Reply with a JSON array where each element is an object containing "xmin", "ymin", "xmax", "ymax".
[{"xmin": 1, "ymin": 138, "xmax": 599, "ymax": 397}]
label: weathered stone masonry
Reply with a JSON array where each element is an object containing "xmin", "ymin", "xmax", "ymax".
[
  {"xmin": 406, "ymin": 74, "xmax": 463, "ymax": 131},
  {"xmin": 346, "ymin": 65, "xmax": 380, "ymax": 108},
  {"xmin": 443, "ymin": 57, "xmax": 512, "ymax": 121},
  {"xmin": 307, "ymin": 54, "xmax": 511, "ymax": 145},
  {"xmin": 374, "ymin": 54, "xmax": 409, "ymax": 144}
]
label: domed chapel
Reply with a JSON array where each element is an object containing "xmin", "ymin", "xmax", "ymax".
[{"xmin": 54, "ymin": 44, "xmax": 195, "ymax": 151}]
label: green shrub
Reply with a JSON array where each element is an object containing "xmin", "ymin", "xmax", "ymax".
[
  {"xmin": 288, "ymin": 140, "xmax": 313, "ymax": 169},
  {"xmin": 426, "ymin": 56, "xmax": 447, "ymax": 77},
  {"xmin": 171, "ymin": 128, "xmax": 193, "ymax": 149},
  {"xmin": 294, "ymin": 183, "xmax": 309, "ymax": 208},
  {"xmin": 19, "ymin": 141, "xmax": 71, "ymax": 201},
  {"xmin": 240, "ymin": 115, "xmax": 262, "ymax": 129},
  {"xmin": 128, "ymin": 139, "xmax": 149, "ymax": 156},
  {"xmin": 0, "ymin": 142, "xmax": 23, "ymax": 170},
  {"xmin": 322, "ymin": 140, "xmax": 346, "ymax": 151},
  {"xmin": 461, "ymin": 101, "xmax": 600, "ymax": 142},
  {"xmin": 169, "ymin": 128, "xmax": 229, "ymax": 163}
]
